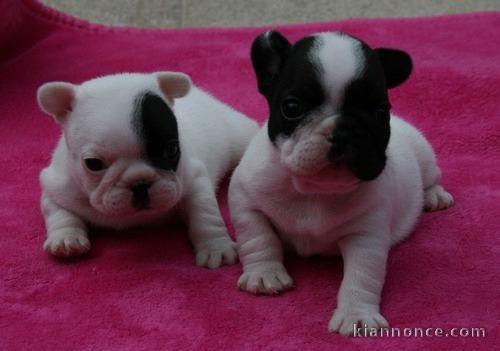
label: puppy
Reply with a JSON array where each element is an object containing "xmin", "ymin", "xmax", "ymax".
[
  {"xmin": 38, "ymin": 72, "xmax": 258, "ymax": 268},
  {"xmin": 228, "ymin": 31, "xmax": 453, "ymax": 334}
]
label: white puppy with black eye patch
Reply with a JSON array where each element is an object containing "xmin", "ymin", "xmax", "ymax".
[
  {"xmin": 229, "ymin": 31, "xmax": 453, "ymax": 334},
  {"xmin": 38, "ymin": 72, "xmax": 258, "ymax": 268}
]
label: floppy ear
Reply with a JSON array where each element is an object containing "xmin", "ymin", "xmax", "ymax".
[
  {"xmin": 251, "ymin": 30, "xmax": 291, "ymax": 96},
  {"xmin": 375, "ymin": 48, "xmax": 413, "ymax": 89},
  {"xmin": 155, "ymin": 71, "xmax": 192, "ymax": 104},
  {"xmin": 37, "ymin": 82, "xmax": 76, "ymax": 123}
]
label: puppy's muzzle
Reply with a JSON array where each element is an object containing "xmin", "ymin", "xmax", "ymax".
[{"xmin": 130, "ymin": 180, "xmax": 152, "ymax": 209}]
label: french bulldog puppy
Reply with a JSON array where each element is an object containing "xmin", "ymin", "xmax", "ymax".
[
  {"xmin": 228, "ymin": 31, "xmax": 453, "ymax": 334},
  {"xmin": 38, "ymin": 72, "xmax": 258, "ymax": 268}
]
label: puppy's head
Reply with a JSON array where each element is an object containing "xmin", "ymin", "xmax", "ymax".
[
  {"xmin": 251, "ymin": 30, "xmax": 412, "ymax": 194},
  {"xmin": 38, "ymin": 72, "xmax": 191, "ymax": 218}
]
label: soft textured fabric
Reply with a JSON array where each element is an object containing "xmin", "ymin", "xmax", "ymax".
[{"xmin": 1, "ymin": 1, "xmax": 499, "ymax": 350}]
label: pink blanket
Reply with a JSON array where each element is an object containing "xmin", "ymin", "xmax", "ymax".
[{"xmin": 1, "ymin": 1, "xmax": 499, "ymax": 349}]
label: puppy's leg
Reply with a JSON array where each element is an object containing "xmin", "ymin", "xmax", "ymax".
[
  {"xmin": 422, "ymin": 166, "xmax": 453, "ymax": 211},
  {"xmin": 418, "ymin": 146, "xmax": 453, "ymax": 212},
  {"xmin": 41, "ymin": 193, "xmax": 90, "ymax": 257},
  {"xmin": 329, "ymin": 234, "xmax": 390, "ymax": 336},
  {"xmin": 424, "ymin": 183, "xmax": 453, "ymax": 212},
  {"xmin": 235, "ymin": 210, "xmax": 293, "ymax": 295},
  {"xmin": 182, "ymin": 166, "xmax": 237, "ymax": 269},
  {"xmin": 410, "ymin": 130, "xmax": 453, "ymax": 212}
]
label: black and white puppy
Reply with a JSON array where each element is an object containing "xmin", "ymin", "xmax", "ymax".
[
  {"xmin": 228, "ymin": 31, "xmax": 453, "ymax": 334},
  {"xmin": 38, "ymin": 72, "xmax": 258, "ymax": 268}
]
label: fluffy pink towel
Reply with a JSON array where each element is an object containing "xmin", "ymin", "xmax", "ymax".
[{"xmin": 1, "ymin": 1, "xmax": 498, "ymax": 350}]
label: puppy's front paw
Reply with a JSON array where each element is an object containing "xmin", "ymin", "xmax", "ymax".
[
  {"xmin": 424, "ymin": 184, "xmax": 454, "ymax": 211},
  {"xmin": 43, "ymin": 228, "xmax": 90, "ymax": 257},
  {"xmin": 195, "ymin": 237, "xmax": 237, "ymax": 269},
  {"xmin": 237, "ymin": 262, "xmax": 293, "ymax": 295},
  {"xmin": 328, "ymin": 307, "xmax": 389, "ymax": 336}
]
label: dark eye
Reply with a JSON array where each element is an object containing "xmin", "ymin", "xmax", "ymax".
[
  {"xmin": 281, "ymin": 96, "xmax": 303, "ymax": 120},
  {"xmin": 84, "ymin": 158, "xmax": 106, "ymax": 172},
  {"xmin": 162, "ymin": 140, "xmax": 180, "ymax": 159}
]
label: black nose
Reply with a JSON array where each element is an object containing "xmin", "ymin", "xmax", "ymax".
[{"xmin": 130, "ymin": 180, "xmax": 152, "ymax": 209}]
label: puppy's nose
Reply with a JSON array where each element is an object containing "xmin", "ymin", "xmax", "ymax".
[
  {"xmin": 130, "ymin": 180, "xmax": 152, "ymax": 209},
  {"xmin": 327, "ymin": 132, "xmax": 347, "ymax": 164}
]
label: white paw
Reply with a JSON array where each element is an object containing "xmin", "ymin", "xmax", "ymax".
[
  {"xmin": 195, "ymin": 237, "xmax": 238, "ymax": 269},
  {"xmin": 237, "ymin": 262, "xmax": 293, "ymax": 295},
  {"xmin": 424, "ymin": 184, "xmax": 454, "ymax": 212},
  {"xmin": 43, "ymin": 228, "xmax": 90, "ymax": 257},
  {"xmin": 328, "ymin": 307, "xmax": 389, "ymax": 336}
]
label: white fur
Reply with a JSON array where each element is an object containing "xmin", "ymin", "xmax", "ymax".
[
  {"xmin": 229, "ymin": 116, "xmax": 453, "ymax": 333},
  {"xmin": 39, "ymin": 72, "xmax": 258, "ymax": 268},
  {"xmin": 313, "ymin": 33, "xmax": 363, "ymax": 107},
  {"xmin": 229, "ymin": 33, "xmax": 453, "ymax": 334}
]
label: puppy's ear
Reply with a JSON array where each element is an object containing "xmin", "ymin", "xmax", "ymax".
[
  {"xmin": 155, "ymin": 72, "xmax": 192, "ymax": 104},
  {"xmin": 375, "ymin": 48, "xmax": 413, "ymax": 89},
  {"xmin": 37, "ymin": 82, "xmax": 76, "ymax": 123},
  {"xmin": 251, "ymin": 30, "xmax": 291, "ymax": 96}
]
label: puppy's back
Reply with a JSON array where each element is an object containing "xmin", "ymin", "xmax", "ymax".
[{"xmin": 174, "ymin": 87, "xmax": 258, "ymax": 185}]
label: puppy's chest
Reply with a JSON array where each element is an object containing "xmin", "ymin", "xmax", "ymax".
[{"xmin": 260, "ymin": 194, "xmax": 349, "ymax": 255}]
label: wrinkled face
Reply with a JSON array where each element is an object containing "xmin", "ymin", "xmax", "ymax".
[
  {"xmin": 251, "ymin": 31, "xmax": 412, "ymax": 194},
  {"xmin": 38, "ymin": 73, "xmax": 191, "ymax": 218},
  {"xmin": 70, "ymin": 80, "xmax": 182, "ymax": 218}
]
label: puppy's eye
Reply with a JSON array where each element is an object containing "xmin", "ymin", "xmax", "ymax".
[
  {"xmin": 84, "ymin": 158, "xmax": 106, "ymax": 172},
  {"xmin": 281, "ymin": 96, "xmax": 303, "ymax": 120},
  {"xmin": 162, "ymin": 140, "xmax": 180, "ymax": 159}
]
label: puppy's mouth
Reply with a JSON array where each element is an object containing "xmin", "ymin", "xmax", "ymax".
[
  {"xmin": 90, "ymin": 175, "xmax": 181, "ymax": 219},
  {"xmin": 289, "ymin": 163, "xmax": 361, "ymax": 194},
  {"xmin": 280, "ymin": 134, "xmax": 360, "ymax": 194}
]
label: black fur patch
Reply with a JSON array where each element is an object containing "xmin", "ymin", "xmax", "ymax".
[
  {"xmin": 251, "ymin": 31, "xmax": 412, "ymax": 181},
  {"xmin": 328, "ymin": 41, "xmax": 392, "ymax": 181},
  {"xmin": 133, "ymin": 92, "xmax": 180, "ymax": 171},
  {"xmin": 251, "ymin": 32, "xmax": 325, "ymax": 143}
]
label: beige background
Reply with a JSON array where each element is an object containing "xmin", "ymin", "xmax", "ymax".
[{"xmin": 43, "ymin": 0, "xmax": 500, "ymax": 27}]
